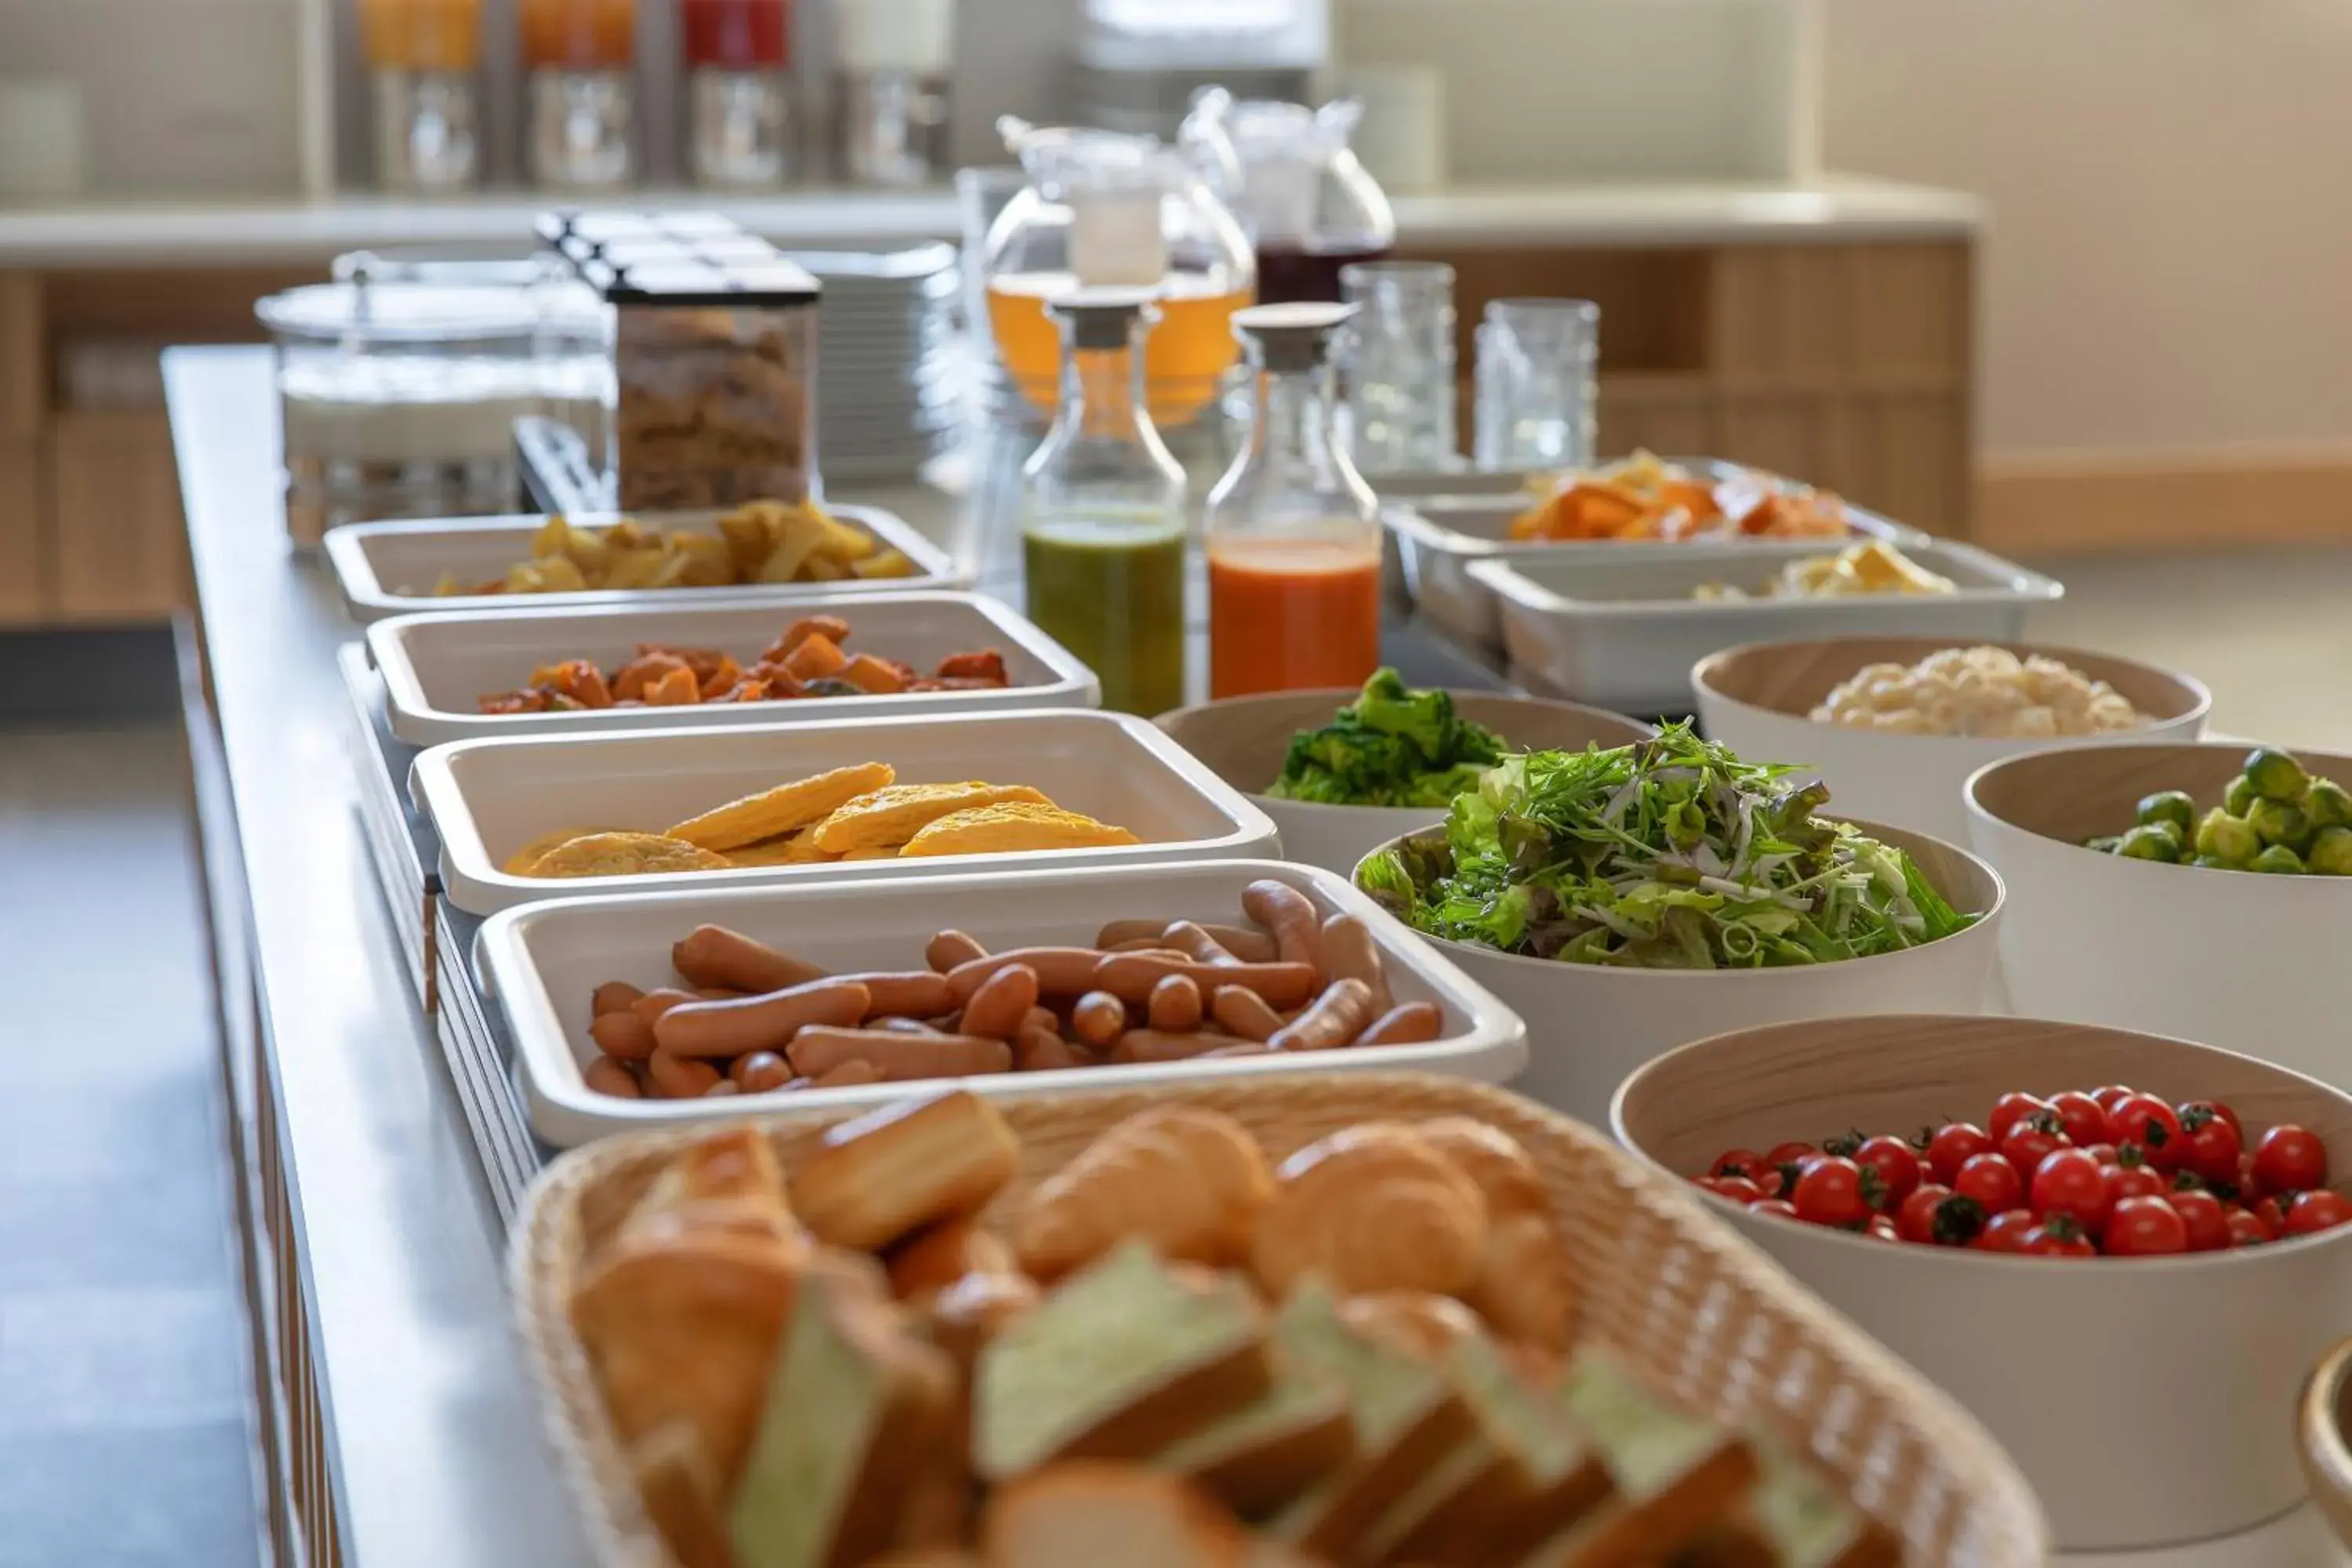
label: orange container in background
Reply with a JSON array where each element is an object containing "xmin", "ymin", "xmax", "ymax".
[
  {"xmin": 364, "ymin": 0, "xmax": 482, "ymax": 70},
  {"xmin": 520, "ymin": 0, "xmax": 637, "ymax": 68}
]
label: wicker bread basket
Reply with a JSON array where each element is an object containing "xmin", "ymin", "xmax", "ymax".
[{"xmin": 508, "ymin": 1073, "xmax": 2050, "ymax": 1566}]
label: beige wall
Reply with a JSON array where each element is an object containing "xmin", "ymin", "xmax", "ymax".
[{"xmin": 1821, "ymin": 0, "xmax": 2352, "ymax": 462}]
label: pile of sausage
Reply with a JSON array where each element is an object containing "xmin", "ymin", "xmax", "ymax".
[{"xmin": 575, "ymin": 880, "xmax": 1447, "ymax": 1101}]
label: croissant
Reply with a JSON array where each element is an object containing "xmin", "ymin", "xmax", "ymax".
[
  {"xmin": 1415, "ymin": 1117, "xmax": 1577, "ymax": 1349},
  {"xmin": 1250, "ymin": 1123, "xmax": 1489, "ymax": 1301},
  {"xmin": 1013, "ymin": 1108, "xmax": 1274, "ymax": 1279}
]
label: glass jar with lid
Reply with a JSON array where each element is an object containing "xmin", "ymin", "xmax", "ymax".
[
  {"xmin": 362, "ymin": 0, "xmax": 482, "ymax": 191},
  {"xmin": 681, "ymin": 0, "xmax": 793, "ymax": 189},
  {"xmin": 1182, "ymin": 91, "xmax": 1395, "ymax": 306},
  {"xmin": 521, "ymin": 0, "xmax": 637, "ymax": 191},
  {"xmin": 983, "ymin": 115, "xmax": 1256, "ymax": 430},
  {"xmin": 1204, "ymin": 302, "xmax": 1382, "ymax": 697}
]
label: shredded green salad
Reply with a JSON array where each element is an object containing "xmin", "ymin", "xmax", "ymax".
[
  {"xmin": 1355, "ymin": 724, "xmax": 1975, "ymax": 969},
  {"xmin": 1266, "ymin": 669, "xmax": 1507, "ymax": 808}
]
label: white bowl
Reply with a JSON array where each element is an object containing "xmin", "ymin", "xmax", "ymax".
[
  {"xmin": 1695, "ymin": 635, "xmax": 2212, "ymax": 845},
  {"xmin": 1154, "ymin": 688, "xmax": 1651, "ymax": 876},
  {"xmin": 1965, "ymin": 742, "xmax": 2352, "ymax": 1088},
  {"xmin": 1614, "ymin": 1012, "xmax": 2352, "ymax": 1551},
  {"xmin": 1355, "ymin": 817, "xmax": 2003, "ymax": 1126}
]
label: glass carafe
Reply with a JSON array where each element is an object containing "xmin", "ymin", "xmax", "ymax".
[
  {"xmin": 1204, "ymin": 303, "xmax": 1382, "ymax": 698},
  {"xmin": 982, "ymin": 116, "xmax": 1256, "ymax": 429},
  {"xmin": 1183, "ymin": 91, "xmax": 1396, "ymax": 306},
  {"xmin": 1021, "ymin": 290, "xmax": 1189, "ymax": 717}
]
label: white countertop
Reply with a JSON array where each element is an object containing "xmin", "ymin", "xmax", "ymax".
[{"xmin": 0, "ymin": 174, "xmax": 1980, "ymax": 267}]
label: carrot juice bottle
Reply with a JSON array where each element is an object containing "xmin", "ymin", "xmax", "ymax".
[{"xmin": 1204, "ymin": 302, "xmax": 1382, "ymax": 698}]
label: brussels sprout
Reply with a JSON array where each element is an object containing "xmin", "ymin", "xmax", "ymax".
[
  {"xmin": 2083, "ymin": 834, "xmax": 2123, "ymax": 854},
  {"xmin": 2116, "ymin": 825, "xmax": 2181, "ymax": 862},
  {"xmin": 2310, "ymin": 826, "xmax": 2352, "ymax": 877},
  {"xmin": 2224, "ymin": 775, "xmax": 2259, "ymax": 817},
  {"xmin": 2247, "ymin": 797, "xmax": 2312, "ymax": 851},
  {"xmin": 2191, "ymin": 854, "xmax": 2236, "ymax": 870},
  {"xmin": 2245, "ymin": 747, "xmax": 2310, "ymax": 802},
  {"xmin": 2307, "ymin": 779, "xmax": 2352, "ymax": 833},
  {"xmin": 2251, "ymin": 844, "xmax": 2307, "ymax": 875},
  {"xmin": 2136, "ymin": 790, "xmax": 2198, "ymax": 834},
  {"xmin": 2194, "ymin": 808, "xmax": 2261, "ymax": 865}
]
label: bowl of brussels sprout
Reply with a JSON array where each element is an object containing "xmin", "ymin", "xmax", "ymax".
[{"xmin": 1965, "ymin": 742, "xmax": 2352, "ymax": 1087}]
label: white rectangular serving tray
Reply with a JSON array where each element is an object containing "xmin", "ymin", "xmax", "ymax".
[
  {"xmin": 474, "ymin": 858, "xmax": 1530, "ymax": 1148},
  {"xmin": 1472, "ymin": 538, "xmax": 2063, "ymax": 716},
  {"xmin": 1383, "ymin": 461, "xmax": 1932, "ymax": 653},
  {"xmin": 412, "ymin": 707, "xmax": 1281, "ymax": 916},
  {"xmin": 367, "ymin": 590, "xmax": 1099, "ymax": 746},
  {"xmin": 324, "ymin": 501, "xmax": 960, "ymax": 622}
]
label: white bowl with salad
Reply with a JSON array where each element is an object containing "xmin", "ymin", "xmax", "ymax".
[
  {"xmin": 1355, "ymin": 724, "xmax": 2005, "ymax": 1126},
  {"xmin": 1695, "ymin": 636, "xmax": 2211, "ymax": 845},
  {"xmin": 1156, "ymin": 670, "xmax": 1651, "ymax": 876}
]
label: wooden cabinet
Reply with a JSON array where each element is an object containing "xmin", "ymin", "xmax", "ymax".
[
  {"xmin": 50, "ymin": 411, "xmax": 187, "ymax": 622},
  {"xmin": 0, "ymin": 438, "xmax": 42, "ymax": 623}
]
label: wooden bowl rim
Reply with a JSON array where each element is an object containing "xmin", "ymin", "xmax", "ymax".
[{"xmin": 1693, "ymin": 634, "xmax": 2213, "ymax": 731}]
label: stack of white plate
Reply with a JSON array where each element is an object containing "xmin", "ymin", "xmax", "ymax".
[{"xmin": 789, "ymin": 245, "xmax": 966, "ymax": 483}]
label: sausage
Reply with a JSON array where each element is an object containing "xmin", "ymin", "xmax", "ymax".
[
  {"xmin": 1095, "ymin": 918, "xmax": 1171, "ymax": 948},
  {"xmin": 1269, "ymin": 978, "xmax": 1377, "ymax": 1052},
  {"xmin": 694, "ymin": 987, "xmax": 749, "ymax": 1002},
  {"xmin": 1106, "ymin": 936, "xmax": 1178, "ymax": 953},
  {"xmin": 671, "ymin": 925, "xmax": 827, "ymax": 993},
  {"xmin": 631, "ymin": 987, "xmax": 700, "ymax": 1025},
  {"xmin": 645, "ymin": 1048, "xmax": 724, "ymax": 1098},
  {"xmin": 960, "ymin": 964, "xmax": 1040, "ymax": 1041},
  {"xmin": 1146, "ymin": 974, "xmax": 1203, "ymax": 1032},
  {"xmin": 1317, "ymin": 913, "xmax": 1393, "ymax": 1014},
  {"xmin": 786, "ymin": 1026, "xmax": 1014, "ymax": 1083},
  {"xmin": 887, "ymin": 1218, "xmax": 1016, "ymax": 1302},
  {"xmin": 704, "ymin": 1080, "xmax": 742, "ymax": 1098},
  {"xmin": 1109, "ymin": 1029, "xmax": 1232, "ymax": 1064},
  {"xmin": 813, "ymin": 1059, "xmax": 882, "ymax": 1089},
  {"xmin": 1016, "ymin": 1028, "xmax": 1088, "ymax": 1073},
  {"xmin": 1209, "ymin": 985, "xmax": 1284, "ymax": 1043},
  {"xmin": 730, "ymin": 1051, "xmax": 794, "ymax": 1092},
  {"xmin": 838, "ymin": 971, "xmax": 956, "ymax": 1020},
  {"xmin": 1196, "ymin": 924, "xmax": 1280, "ymax": 964},
  {"xmin": 591, "ymin": 980, "xmax": 644, "ymax": 1017},
  {"xmin": 652, "ymin": 978, "xmax": 873, "ymax": 1058},
  {"xmin": 1020, "ymin": 1007, "xmax": 1059, "ymax": 1036},
  {"xmin": 588, "ymin": 1009, "xmax": 657, "ymax": 1061},
  {"xmin": 926, "ymin": 930, "xmax": 987, "ymax": 974},
  {"xmin": 583, "ymin": 1054, "xmax": 643, "ymax": 1098},
  {"xmin": 1243, "ymin": 880, "xmax": 1324, "ymax": 971},
  {"xmin": 1069, "ymin": 991, "xmax": 1128, "ymax": 1049},
  {"xmin": 869, "ymin": 1015, "xmax": 946, "ymax": 1037},
  {"xmin": 1160, "ymin": 921, "xmax": 1239, "ymax": 967},
  {"xmin": 1358, "ymin": 1001, "xmax": 1444, "ymax": 1047},
  {"xmin": 948, "ymin": 948, "xmax": 1105, "ymax": 1001},
  {"xmin": 1091, "ymin": 952, "xmax": 1319, "ymax": 1011}
]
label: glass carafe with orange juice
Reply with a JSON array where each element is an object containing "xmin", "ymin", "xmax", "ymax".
[
  {"xmin": 1205, "ymin": 303, "xmax": 1382, "ymax": 698},
  {"xmin": 983, "ymin": 117, "xmax": 1255, "ymax": 430},
  {"xmin": 521, "ymin": 0, "xmax": 637, "ymax": 190}
]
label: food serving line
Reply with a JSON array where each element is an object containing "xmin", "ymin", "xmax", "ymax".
[{"xmin": 172, "ymin": 338, "xmax": 2352, "ymax": 1568}]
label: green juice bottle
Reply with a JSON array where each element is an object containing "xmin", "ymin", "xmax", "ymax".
[{"xmin": 1020, "ymin": 291, "xmax": 1189, "ymax": 716}]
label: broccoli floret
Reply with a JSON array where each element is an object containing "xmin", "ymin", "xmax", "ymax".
[{"xmin": 1266, "ymin": 670, "xmax": 1507, "ymax": 807}]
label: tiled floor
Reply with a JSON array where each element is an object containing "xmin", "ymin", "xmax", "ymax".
[{"xmin": 0, "ymin": 722, "xmax": 263, "ymax": 1568}]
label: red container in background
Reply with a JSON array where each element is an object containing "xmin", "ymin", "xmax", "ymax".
[{"xmin": 681, "ymin": 0, "xmax": 789, "ymax": 68}]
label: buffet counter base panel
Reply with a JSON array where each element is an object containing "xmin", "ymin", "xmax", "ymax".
[
  {"xmin": 368, "ymin": 590, "xmax": 1104, "ymax": 746},
  {"xmin": 1617, "ymin": 1014, "xmax": 2352, "ymax": 1552},
  {"xmin": 325, "ymin": 502, "xmax": 964, "ymax": 622},
  {"xmin": 474, "ymin": 858, "xmax": 1530, "ymax": 1149},
  {"xmin": 412, "ymin": 707, "xmax": 1282, "ymax": 916}
]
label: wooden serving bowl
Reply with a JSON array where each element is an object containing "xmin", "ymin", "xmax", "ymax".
[
  {"xmin": 1155, "ymin": 688, "xmax": 1650, "ymax": 875},
  {"xmin": 1616, "ymin": 1013, "xmax": 2352, "ymax": 1552},
  {"xmin": 1693, "ymin": 635, "xmax": 2211, "ymax": 845},
  {"xmin": 1964, "ymin": 742, "xmax": 2352, "ymax": 1088},
  {"xmin": 2299, "ymin": 1337, "xmax": 2352, "ymax": 1549}
]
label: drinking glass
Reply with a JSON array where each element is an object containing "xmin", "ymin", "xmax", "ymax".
[
  {"xmin": 1340, "ymin": 259, "xmax": 1457, "ymax": 472},
  {"xmin": 1474, "ymin": 296, "xmax": 1598, "ymax": 470}
]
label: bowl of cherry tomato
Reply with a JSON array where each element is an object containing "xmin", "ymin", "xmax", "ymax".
[{"xmin": 1613, "ymin": 1011, "xmax": 2352, "ymax": 1552}]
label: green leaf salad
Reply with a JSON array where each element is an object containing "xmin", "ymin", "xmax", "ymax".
[
  {"xmin": 1267, "ymin": 669, "xmax": 1508, "ymax": 808},
  {"xmin": 1355, "ymin": 723, "xmax": 1975, "ymax": 969}
]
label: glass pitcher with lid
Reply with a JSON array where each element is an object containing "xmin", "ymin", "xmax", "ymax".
[
  {"xmin": 982, "ymin": 116, "xmax": 1256, "ymax": 428},
  {"xmin": 1182, "ymin": 90, "xmax": 1396, "ymax": 306}
]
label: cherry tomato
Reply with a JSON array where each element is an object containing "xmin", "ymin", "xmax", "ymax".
[
  {"xmin": 2103, "ymin": 1159, "xmax": 2168, "ymax": 1210},
  {"xmin": 2020, "ymin": 1222, "xmax": 2097, "ymax": 1258},
  {"xmin": 2170, "ymin": 1189, "xmax": 2230, "ymax": 1253},
  {"xmin": 1954, "ymin": 1152, "xmax": 2026, "ymax": 1216},
  {"xmin": 1704, "ymin": 1174, "xmax": 1766, "ymax": 1204},
  {"xmin": 1896, "ymin": 1183, "xmax": 1954, "ymax": 1245},
  {"xmin": 1926, "ymin": 1123, "xmax": 1995, "ymax": 1186},
  {"xmin": 1765, "ymin": 1141, "xmax": 1817, "ymax": 1167},
  {"xmin": 1864, "ymin": 1215, "xmax": 1900, "ymax": 1243},
  {"xmin": 2107, "ymin": 1094, "xmax": 2187, "ymax": 1171},
  {"xmin": 1974, "ymin": 1210, "xmax": 2038, "ymax": 1254},
  {"xmin": 2081, "ymin": 1142, "xmax": 2119, "ymax": 1167},
  {"xmin": 2225, "ymin": 1208, "xmax": 2272, "ymax": 1247},
  {"xmin": 2175, "ymin": 1103, "xmax": 2243, "ymax": 1187},
  {"xmin": 2205, "ymin": 1101, "xmax": 2245, "ymax": 1141},
  {"xmin": 2282, "ymin": 1190, "xmax": 2352, "ymax": 1238},
  {"xmin": 2048, "ymin": 1091, "xmax": 2109, "ymax": 1150},
  {"xmin": 1710, "ymin": 1149, "xmax": 1768, "ymax": 1180},
  {"xmin": 2255, "ymin": 1196, "xmax": 2288, "ymax": 1239},
  {"xmin": 2089, "ymin": 1083, "xmax": 2140, "ymax": 1113},
  {"xmin": 2254, "ymin": 1125, "xmax": 2330, "ymax": 1196},
  {"xmin": 1998, "ymin": 1115, "xmax": 2068, "ymax": 1177},
  {"xmin": 2234, "ymin": 1151, "xmax": 2268, "ymax": 1204},
  {"xmin": 1791, "ymin": 1156, "xmax": 1870, "ymax": 1229},
  {"xmin": 2106, "ymin": 1195, "xmax": 2190, "ymax": 1257},
  {"xmin": 1853, "ymin": 1134, "xmax": 1922, "ymax": 1212},
  {"xmin": 1988, "ymin": 1093, "xmax": 2053, "ymax": 1145},
  {"xmin": 2028, "ymin": 1149, "xmax": 2111, "ymax": 1236},
  {"xmin": 1748, "ymin": 1198, "xmax": 1802, "ymax": 1222}
]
